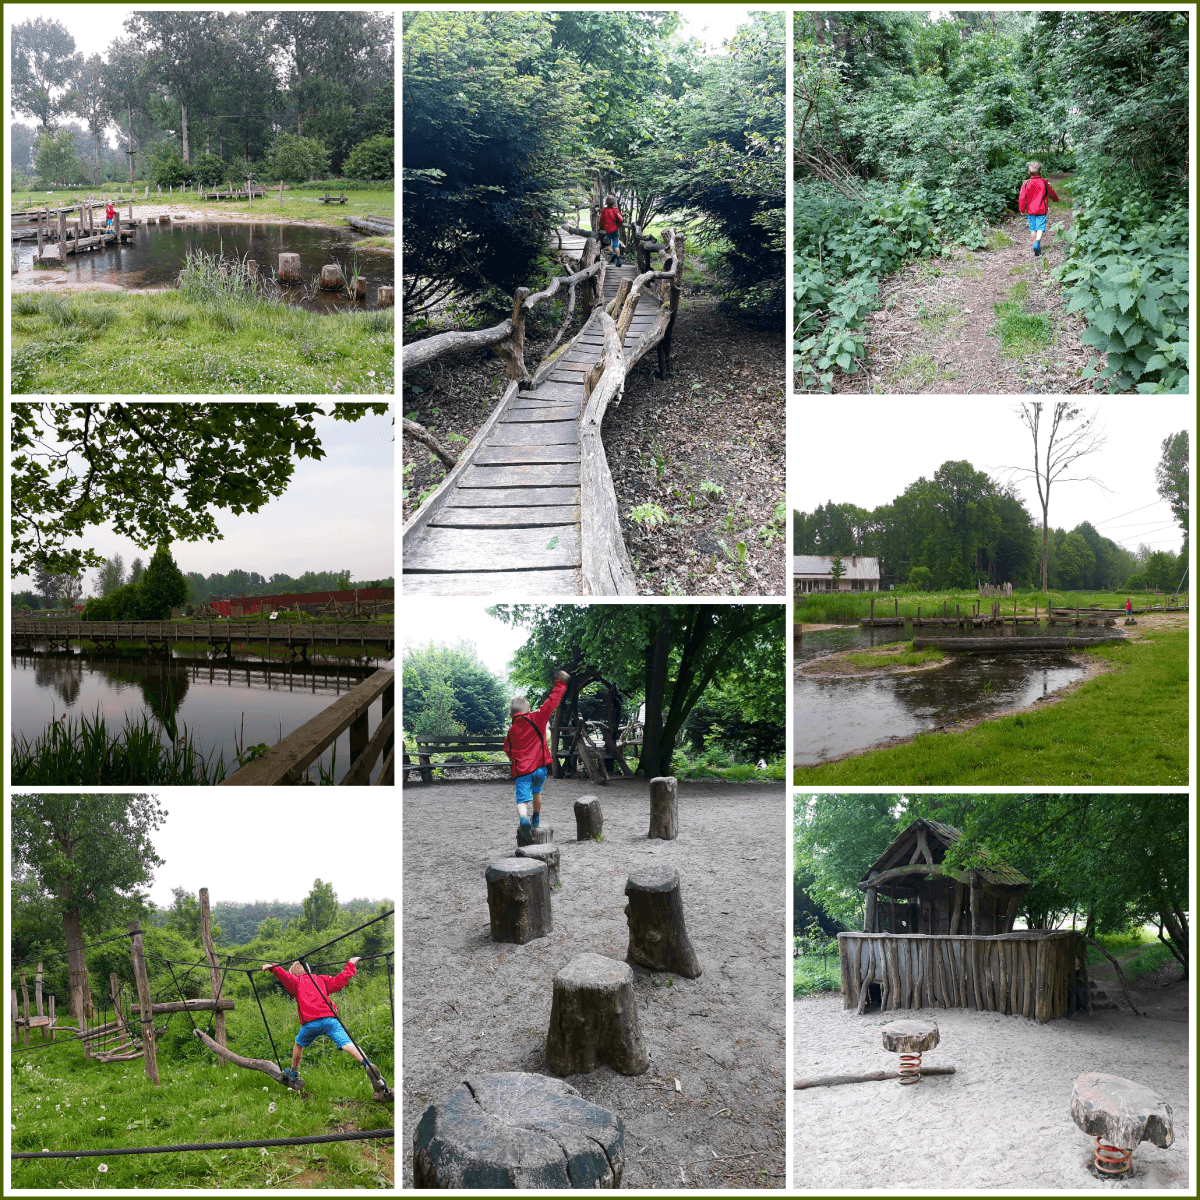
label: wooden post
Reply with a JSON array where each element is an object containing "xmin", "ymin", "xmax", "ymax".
[
  {"xmin": 969, "ymin": 870, "xmax": 981, "ymax": 935},
  {"xmin": 11, "ymin": 990, "xmax": 18, "ymax": 1045},
  {"xmin": 114, "ymin": 212, "xmax": 121, "ymax": 244},
  {"xmin": 35, "ymin": 962, "xmax": 44, "ymax": 1025},
  {"xmin": 37, "ymin": 209, "xmax": 43, "ymax": 256},
  {"xmin": 20, "ymin": 970, "xmax": 31, "ymax": 1047},
  {"xmin": 864, "ymin": 887, "xmax": 877, "ymax": 932},
  {"xmin": 57, "ymin": 208, "xmax": 66, "ymax": 253},
  {"xmin": 198, "ymin": 888, "xmax": 227, "ymax": 1051},
  {"xmin": 280, "ymin": 179, "xmax": 284, "ymax": 207},
  {"xmin": 869, "ymin": 597, "xmax": 875, "ymax": 623},
  {"xmin": 128, "ymin": 921, "xmax": 160, "ymax": 1084},
  {"xmin": 893, "ymin": 597, "xmax": 898, "ymax": 616},
  {"xmin": 48, "ymin": 996, "xmax": 55, "ymax": 1042}
]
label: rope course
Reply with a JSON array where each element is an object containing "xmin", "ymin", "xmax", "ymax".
[
  {"xmin": 13, "ymin": 1128, "xmax": 395, "ymax": 1159},
  {"xmin": 11, "ymin": 931, "xmax": 133, "ymax": 967}
]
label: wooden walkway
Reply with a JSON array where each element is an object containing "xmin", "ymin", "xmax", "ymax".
[{"xmin": 404, "ymin": 229, "xmax": 679, "ymax": 595}]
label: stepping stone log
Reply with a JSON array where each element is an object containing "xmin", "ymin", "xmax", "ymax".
[
  {"xmin": 533, "ymin": 825, "xmax": 554, "ymax": 845},
  {"xmin": 546, "ymin": 953, "xmax": 649, "ymax": 1077},
  {"xmin": 514, "ymin": 842, "xmax": 560, "ymax": 886},
  {"xmin": 624, "ymin": 869, "xmax": 701, "ymax": 978},
  {"xmin": 881, "ymin": 1019, "xmax": 939, "ymax": 1085},
  {"xmin": 377, "ymin": 285, "xmax": 394, "ymax": 307},
  {"xmin": 648, "ymin": 776, "xmax": 678, "ymax": 840},
  {"xmin": 278, "ymin": 252, "xmax": 301, "ymax": 281},
  {"xmin": 319, "ymin": 262, "xmax": 345, "ymax": 291},
  {"xmin": 413, "ymin": 1070, "xmax": 624, "ymax": 1188},
  {"xmin": 485, "ymin": 858, "xmax": 551, "ymax": 944},
  {"xmin": 1071, "ymin": 1072, "xmax": 1174, "ymax": 1176},
  {"xmin": 574, "ymin": 795, "xmax": 603, "ymax": 840}
]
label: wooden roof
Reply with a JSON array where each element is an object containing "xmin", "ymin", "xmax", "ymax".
[{"xmin": 861, "ymin": 818, "xmax": 1030, "ymax": 889}]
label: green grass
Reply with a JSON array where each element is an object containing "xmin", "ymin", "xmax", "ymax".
[
  {"xmin": 1084, "ymin": 928, "xmax": 1179, "ymax": 981},
  {"xmin": 794, "ymin": 627, "xmax": 1188, "ymax": 785},
  {"xmin": 958, "ymin": 263, "xmax": 984, "ymax": 281},
  {"xmin": 674, "ymin": 759, "xmax": 787, "ymax": 782},
  {"xmin": 1123, "ymin": 942, "xmax": 1178, "ymax": 981},
  {"xmin": 793, "ymin": 954, "xmax": 841, "ymax": 997},
  {"xmin": 985, "ymin": 230, "xmax": 1014, "ymax": 250},
  {"xmin": 916, "ymin": 300, "xmax": 961, "ymax": 334},
  {"xmin": 894, "ymin": 351, "xmax": 957, "ymax": 388},
  {"xmin": 11, "ymin": 976, "xmax": 393, "ymax": 1189},
  {"xmin": 993, "ymin": 279, "xmax": 1050, "ymax": 358},
  {"xmin": 847, "ymin": 644, "xmax": 943, "ymax": 669}
]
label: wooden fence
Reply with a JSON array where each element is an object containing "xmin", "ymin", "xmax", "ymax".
[{"xmin": 838, "ymin": 930, "xmax": 1087, "ymax": 1022}]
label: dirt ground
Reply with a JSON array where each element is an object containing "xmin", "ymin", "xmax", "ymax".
[
  {"xmin": 402, "ymin": 777, "xmax": 788, "ymax": 1188},
  {"xmin": 793, "ymin": 966, "xmax": 1190, "ymax": 1189}
]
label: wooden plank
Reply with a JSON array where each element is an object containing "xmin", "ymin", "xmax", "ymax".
[
  {"xmin": 487, "ymin": 422, "xmax": 579, "ymax": 446},
  {"xmin": 447, "ymin": 486, "xmax": 580, "ymax": 508},
  {"xmin": 499, "ymin": 406, "xmax": 580, "ymax": 423},
  {"xmin": 515, "ymin": 382, "xmax": 580, "ymax": 403},
  {"xmin": 459, "ymin": 463, "xmax": 580, "ymax": 489},
  {"xmin": 406, "ymin": 525, "xmax": 580, "ymax": 572},
  {"xmin": 402, "ymin": 569, "xmax": 580, "ymax": 596},
  {"xmin": 430, "ymin": 506, "xmax": 580, "ymax": 528},
  {"xmin": 475, "ymin": 444, "xmax": 579, "ymax": 466}
]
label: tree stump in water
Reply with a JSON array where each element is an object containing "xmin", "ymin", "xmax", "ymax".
[
  {"xmin": 413, "ymin": 1071, "xmax": 625, "ymax": 1188},
  {"xmin": 278, "ymin": 252, "xmax": 301, "ymax": 281},
  {"xmin": 485, "ymin": 858, "xmax": 551, "ymax": 944},
  {"xmin": 1071, "ymin": 1072, "xmax": 1174, "ymax": 1176},
  {"xmin": 349, "ymin": 274, "xmax": 365, "ymax": 299},
  {"xmin": 648, "ymin": 776, "xmax": 678, "ymax": 840},
  {"xmin": 881, "ymin": 1019, "xmax": 939, "ymax": 1085},
  {"xmin": 624, "ymin": 870, "xmax": 701, "ymax": 979},
  {"xmin": 515, "ymin": 842, "xmax": 560, "ymax": 886},
  {"xmin": 246, "ymin": 259, "xmax": 258, "ymax": 277},
  {"xmin": 377, "ymin": 286, "xmax": 394, "ymax": 307},
  {"xmin": 319, "ymin": 262, "xmax": 345, "ymax": 291},
  {"xmin": 545, "ymin": 953, "xmax": 649, "ymax": 1077},
  {"xmin": 574, "ymin": 796, "xmax": 603, "ymax": 840}
]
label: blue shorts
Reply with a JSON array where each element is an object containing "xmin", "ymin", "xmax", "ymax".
[
  {"xmin": 295, "ymin": 1017, "xmax": 351, "ymax": 1048},
  {"xmin": 1027, "ymin": 214, "xmax": 1047, "ymax": 232},
  {"xmin": 514, "ymin": 766, "xmax": 548, "ymax": 804}
]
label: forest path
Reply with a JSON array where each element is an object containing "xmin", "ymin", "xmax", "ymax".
[{"xmin": 837, "ymin": 175, "xmax": 1097, "ymax": 395}]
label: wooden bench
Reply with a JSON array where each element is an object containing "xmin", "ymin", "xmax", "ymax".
[
  {"xmin": 405, "ymin": 735, "xmax": 508, "ymax": 783},
  {"xmin": 321, "ymin": 191, "xmax": 348, "ymax": 204}
]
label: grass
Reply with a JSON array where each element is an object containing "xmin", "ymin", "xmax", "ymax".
[
  {"xmin": 916, "ymin": 300, "xmax": 961, "ymax": 334},
  {"xmin": 794, "ymin": 627, "xmax": 1188, "ymax": 785},
  {"xmin": 993, "ymin": 298, "xmax": 1050, "ymax": 358},
  {"xmin": 10, "ymin": 974, "xmax": 393, "ymax": 1189},
  {"xmin": 958, "ymin": 263, "xmax": 984, "ymax": 281},
  {"xmin": 985, "ymin": 229, "xmax": 1014, "ymax": 250},
  {"xmin": 894, "ymin": 351, "xmax": 957, "ymax": 388},
  {"xmin": 846, "ymin": 644, "xmax": 944, "ymax": 670},
  {"xmin": 1085, "ymin": 928, "xmax": 1180, "ymax": 981},
  {"xmin": 793, "ymin": 953, "xmax": 841, "ymax": 997}
]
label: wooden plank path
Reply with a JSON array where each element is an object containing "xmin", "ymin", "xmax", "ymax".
[{"xmin": 404, "ymin": 230, "xmax": 670, "ymax": 595}]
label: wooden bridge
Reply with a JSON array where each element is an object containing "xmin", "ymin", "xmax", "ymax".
[{"xmin": 402, "ymin": 189, "xmax": 685, "ymax": 595}]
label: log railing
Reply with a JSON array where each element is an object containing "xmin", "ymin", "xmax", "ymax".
[{"xmin": 12, "ymin": 620, "xmax": 394, "ymax": 651}]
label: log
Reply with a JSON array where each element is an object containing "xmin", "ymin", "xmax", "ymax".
[
  {"xmin": 647, "ymin": 776, "xmax": 678, "ymax": 840},
  {"xmin": 514, "ymin": 843, "xmax": 560, "ymax": 886},
  {"xmin": 193, "ymin": 1028, "xmax": 304, "ymax": 1090},
  {"xmin": 318, "ymin": 262, "xmax": 345, "ymax": 291},
  {"xmin": 278, "ymin": 252, "xmax": 301, "ymax": 282},
  {"xmin": 403, "ymin": 418, "xmax": 458, "ymax": 469},
  {"xmin": 485, "ymin": 858, "xmax": 552, "ymax": 944},
  {"xmin": 624, "ymin": 869, "xmax": 701, "ymax": 979},
  {"xmin": 130, "ymin": 998, "xmax": 235, "ymax": 1015},
  {"xmin": 573, "ymin": 796, "xmax": 603, "ymax": 840},
  {"xmin": 377, "ymin": 285, "xmax": 394, "ymax": 307},
  {"xmin": 795, "ymin": 1066, "xmax": 956, "ymax": 1089},
  {"xmin": 128, "ymin": 922, "xmax": 159, "ymax": 1084},
  {"xmin": 545, "ymin": 954, "xmax": 648, "ymax": 1076},
  {"xmin": 199, "ymin": 887, "xmax": 227, "ymax": 1050}
]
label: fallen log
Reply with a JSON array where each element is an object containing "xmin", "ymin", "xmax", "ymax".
[
  {"xmin": 131, "ymin": 998, "xmax": 235, "ymax": 1015},
  {"xmin": 911, "ymin": 636, "xmax": 1121, "ymax": 652},
  {"xmin": 403, "ymin": 418, "xmax": 457, "ymax": 469},
  {"xmin": 794, "ymin": 1065, "xmax": 956, "ymax": 1089},
  {"xmin": 193, "ymin": 1028, "xmax": 304, "ymax": 1091}
]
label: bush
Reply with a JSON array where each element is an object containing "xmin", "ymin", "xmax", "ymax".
[
  {"xmin": 192, "ymin": 153, "xmax": 227, "ymax": 186},
  {"xmin": 264, "ymin": 133, "xmax": 331, "ymax": 184},
  {"xmin": 147, "ymin": 144, "xmax": 194, "ymax": 187},
  {"xmin": 343, "ymin": 136, "xmax": 394, "ymax": 182}
]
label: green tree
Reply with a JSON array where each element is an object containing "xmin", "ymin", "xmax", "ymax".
[
  {"xmin": 402, "ymin": 641, "xmax": 508, "ymax": 736},
  {"xmin": 165, "ymin": 887, "xmax": 222, "ymax": 945},
  {"xmin": 264, "ymin": 132, "xmax": 330, "ymax": 183},
  {"xmin": 829, "ymin": 553, "xmax": 846, "ymax": 585},
  {"xmin": 12, "ymin": 17, "xmax": 80, "ymax": 132},
  {"xmin": 256, "ymin": 915, "xmax": 284, "ymax": 939},
  {"xmin": 191, "ymin": 151, "xmax": 226, "ymax": 185},
  {"xmin": 139, "ymin": 543, "xmax": 189, "ymax": 619},
  {"xmin": 301, "ymin": 878, "xmax": 340, "ymax": 933},
  {"xmin": 11, "ymin": 793, "xmax": 166, "ymax": 1024},
  {"xmin": 95, "ymin": 552, "xmax": 126, "ymax": 598},
  {"xmin": 128, "ymin": 556, "xmax": 146, "ymax": 586},
  {"xmin": 35, "ymin": 127, "xmax": 84, "ymax": 186},
  {"xmin": 343, "ymin": 135, "xmax": 394, "ymax": 181},
  {"xmin": 67, "ymin": 54, "xmax": 111, "ymax": 187},
  {"xmin": 1155, "ymin": 430, "xmax": 1188, "ymax": 555}
]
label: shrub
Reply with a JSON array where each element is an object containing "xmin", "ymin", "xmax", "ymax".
[
  {"xmin": 264, "ymin": 133, "xmax": 332, "ymax": 184},
  {"xmin": 147, "ymin": 143, "xmax": 194, "ymax": 187},
  {"xmin": 192, "ymin": 153, "xmax": 226, "ymax": 186},
  {"xmin": 343, "ymin": 135, "xmax": 394, "ymax": 182}
]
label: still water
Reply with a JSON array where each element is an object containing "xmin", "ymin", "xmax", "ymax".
[
  {"xmin": 12, "ymin": 649, "xmax": 389, "ymax": 783},
  {"xmin": 14, "ymin": 220, "xmax": 393, "ymax": 312},
  {"xmin": 793, "ymin": 624, "xmax": 1091, "ymax": 766}
]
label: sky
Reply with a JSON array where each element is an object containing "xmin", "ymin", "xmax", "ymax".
[
  {"xmin": 10, "ymin": 406, "xmax": 396, "ymax": 596},
  {"xmin": 793, "ymin": 399, "xmax": 1191, "ymax": 554},
  {"xmin": 679, "ymin": 6, "xmax": 753, "ymax": 52},
  {"xmin": 141, "ymin": 791, "xmax": 394, "ymax": 907},
  {"xmin": 402, "ymin": 600, "xmax": 531, "ymax": 686}
]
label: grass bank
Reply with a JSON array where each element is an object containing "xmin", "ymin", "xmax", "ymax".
[
  {"xmin": 794, "ymin": 627, "xmax": 1188, "ymax": 785},
  {"xmin": 793, "ymin": 952, "xmax": 841, "ymax": 997}
]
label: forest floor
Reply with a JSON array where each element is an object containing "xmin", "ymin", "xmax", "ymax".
[
  {"xmin": 832, "ymin": 175, "xmax": 1102, "ymax": 395},
  {"xmin": 401, "ymin": 777, "xmax": 787, "ymax": 1189},
  {"xmin": 402, "ymin": 257, "xmax": 786, "ymax": 596}
]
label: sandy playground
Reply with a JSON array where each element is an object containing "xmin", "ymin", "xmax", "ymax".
[
  {"xmin": 402, "ymin": 776, "xmax": 788, "ymax": 1188},
  {"xmin": 792, "ymin": 968, "xmax": 1190, "ymax": 1189}
]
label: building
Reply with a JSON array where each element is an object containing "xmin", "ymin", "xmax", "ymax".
[{"xmin": 793, "ymin": 554, "xmax": 880, "ymax": 593}]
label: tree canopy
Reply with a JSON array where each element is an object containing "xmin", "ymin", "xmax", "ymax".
[{"xmin": 401, "ymin": 641, "xmax": 509, "ymax": 738}]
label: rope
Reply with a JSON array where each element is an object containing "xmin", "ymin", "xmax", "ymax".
[
  {"xmin": 12, "ymin": 1128, "xmax": 395, "ymax": 1159},
  {"xmin": 164, "ymin": 960, "xmax": 200, "ymax": 1037},
  {"xmin": 386, "ymin": 953, "xmax": 394, "ymax": 1019},
  {"xmin": 246, "ymin": 970, "xmax": 283, "ymax": 1072},
  {"xmin": 11, "ymin": 931, "xmax": 133, "ymax": 967}
]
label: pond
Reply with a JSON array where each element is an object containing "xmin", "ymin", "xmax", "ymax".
[
  {"xmin": 793, "ymin": 624, "xmax": 1091, "ymax": 766},
  {"xmin": 12, "ymin": 649, "xmax": 391, "ymax": 783},
  {"xmin": 12, "ymin": 220, "xmax": 393, "ymax": 313}
]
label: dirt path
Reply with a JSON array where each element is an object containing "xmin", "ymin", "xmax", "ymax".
[
  {"xmin": 402, "ymin": 777, "xmax": 787, "ymax": 1188},
  {"xmin": 835, "ymin": 176, "xmax": 1100, "ymax": 394}
]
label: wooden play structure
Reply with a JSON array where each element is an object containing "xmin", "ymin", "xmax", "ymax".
[
  {"xmin": 839, "ymin": 819, "xmax": 1091, "ymax": 1022},
  {"xmin": 11, "ymin": 961, "xmax": 58, "ymax": 1046}
]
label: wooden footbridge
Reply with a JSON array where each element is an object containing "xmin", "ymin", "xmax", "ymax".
[{"xmin": 402, "ymin": 196, "xmax": 685, "ymax": 595}]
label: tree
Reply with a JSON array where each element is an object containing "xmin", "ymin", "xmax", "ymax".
[
  {"xmin": 10, "ymin": 402, "xmax": 388, "ymax": 579},
  {"xmin": 343, "ymin": 135, "xmax": 394, "ymax": 181},
  {"xmin": 103, "ymin": 37, "xmax": 151, "ymax": 184},
  {"xmin": 264, "ymin": 132, "xmax": 330, "ymax": 183},
  {"xmin": 165, "ymin": 887, "xmax": 221, "ymax": 945},
  {"xmin": 35, "ymin": 127, "xmax": 84, "ymax": 186},
  {"xmin": 11, "ymin": 793, "xmax": 166, "ymax": 1024},
  {"xmin": 12, "ymin": 18, "xmax": 80, "ymax": 132},
  {"xmin": 829, "ymin": 553, "xmax": 846, "ymax": 585},
  {"xmin": 256, "ymin": 916, "xmax": 284, "ymax": 939},
  {"xmin": 402, "ymin": 641, "xmax": 508, "ymax": 735},
  {"xmin": 95, "ymin": 553, "xmax": 126, "ymax": 598},
  {"xmin": 139, "ymin": 543, "xmax": 189, "ymax": 619},
  {"xmin": 1007, "ymin": 403, "xmax": 1107, "ymax": 592},
  {"xmin": 1155, "ymin": 430, "xmax": 1189, "ymax": 553},
  {"xmin": 67, "ymin": 54, "xmax": 111, "ymax": 187},
  {"xmin": 128, "ymin": 556, "xmax": 146, "ymax": 586},
  {"xmin": 301, "ymin": 878, "xmax": 340, "ymax": 933}
]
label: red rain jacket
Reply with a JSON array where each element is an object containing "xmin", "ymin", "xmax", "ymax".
[
  {"xmin": 599, "ymin": 205, "xmax": 623, "ymax": 234},
  {"xmin": 1018, "ymin": 176, "xmax": 1058, "ymax": 217},
  {"xmin": 502, "ymin": 679, "xmax": 567, "ymax": 777},
  {"xmin": 105, "ymin": 204, "xmax": 115, "ymax": 220},
  {"xmin": 270, "ymin": 961, "xmax": 356, "ymax": 1024}
]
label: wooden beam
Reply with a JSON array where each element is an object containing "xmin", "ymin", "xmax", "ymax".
[
  {"xmin": 795, "ymin": 1066, "xmax": 956, "ymax": 1090},
  {"xmin": 199, "ymin": 888, "xmax": 227, "ymax": 1051},
  {"xmin": 128, "ymin": 922, "xmax": 159, "ymax": 1085},
  {"xmin": 193, "ymin": 1028, "xmax": 303, "ymax": 1090},
  {"xmin": 131, "ymin": 998, "xmax": 236, "ymax": 1015}
]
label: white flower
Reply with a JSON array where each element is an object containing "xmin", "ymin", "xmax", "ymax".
[
  {"xmin": 100, "ymin": 1105, "xmax": 106, "ymax": 1110},
  {"xmin": 98, "ymin": 1164, "xmax": 108, "ymax": 1173},
  {"xmin": 267, "ymin": 1103, "xmax": 276, "ymax": 1114},
  {"xmin": 98, "ymin": 1116, "xmax": 105, "ymax": 1121},
  {"xmin": 260, "ymin": 1148, "xmax": 267, "ymax": 1157},
  {"xmin": 263, "ymin": 1086, "xmax": 269, "ymax": 1092}
]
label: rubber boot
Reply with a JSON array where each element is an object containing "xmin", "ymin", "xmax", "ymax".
[
  {"xmin": 517, "ymin": 819, "xmax": 534, "ymax": 847},
  {"xmin": 363, "ymin": 1057, "xmax": 394, "ymax": 1104}
]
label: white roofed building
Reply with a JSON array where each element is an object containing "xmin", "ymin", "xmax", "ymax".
[{"xmin": 793, "ymin": 554, "xmax": 881, "ymax": 593}]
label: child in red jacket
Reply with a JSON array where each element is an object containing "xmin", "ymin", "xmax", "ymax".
[
  {"xmin": 599, "ymin": 194, "xmax": 624, "ymax": 267},
  {"xmin": 1017, "ymin": 162, "xmax": 1058, "ymax": 258},
  {"xmin": 503, "ymin": 670, "xmax": 570, "ymax": 845},
  {"xmin": 263, "ymin": 957, "xmax": 366, "ymax": 1081}
]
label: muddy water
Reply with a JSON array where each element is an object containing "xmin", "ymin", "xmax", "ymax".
[
  {"xmin": 13, "ymin": 220, "xmax": 393, "ymax": 312},
  {"xmin": 12, "ymin": 649, "xmax": 389, "ymax": 783},
  {"xmin": 793, "ymin": 624, "xmax": 1089, "ymax": 766}
]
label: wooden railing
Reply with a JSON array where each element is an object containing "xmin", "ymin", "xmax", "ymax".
[
  {"xmin": 219, "ymin": 667, "xmax": 395, "ymax": 786},
  {"xmin": 12, "ymin": 620, "xmax": 394, "ymax": 650}
]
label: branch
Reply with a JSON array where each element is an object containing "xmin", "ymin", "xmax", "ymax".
[
  {"xmin": 402, "ymin": 418, "xmax": 457, "ymax": 469},
  {"xmin": 1083, "ymin": 937, "xmax": 1143, "ymax": 1017},
  {"xmin": 193, "ymin": 1028, "xmax": 304, "ymax": 1089}
]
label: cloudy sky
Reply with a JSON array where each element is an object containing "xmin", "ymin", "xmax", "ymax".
[
  {"xmin": 794, "ymin": 400, "xmax": 1191, "ymax": 554},
  {"xmin": 11, "ymin": 405, "xmax": 395, "ymax": 596},
  {"xmin": 402, "ymin": 600, "xmax": 531, "ymax": 686}
]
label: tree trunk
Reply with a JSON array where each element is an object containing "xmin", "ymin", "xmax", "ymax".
[
  {"xmin": 61, "ymin": 909, "xmax": 91, "ymax": 1028},
  {"xmin": 639, "ymin": 611, "xmax": 673, "ymax": 778},
  {"xmin": 127, "ymin": 106, "xmax": 136, "ymax": 184},
  {"xmin": 194, "ymin": 1028, "xmax": 302, "ymax": 1089},
  {"xmin": 181, "ymin": 101, "xmax": 190, "ymax": 164},
  {"xmin": 198, "ymin": 888, "xmax": 226, "ymax": 1050}
]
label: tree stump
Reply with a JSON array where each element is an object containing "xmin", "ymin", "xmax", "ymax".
[
  {"xmin": 484, "ymin": 858, "xmax": 551, "ymax": 944},
  {"xmin": 377, "ymin": 286, "xmax": 394, "ymax": 307},
  {"xmin": 516, "ymin": 821, "xmax": 534, "ymax": 849},
  {"xmin": 532, "ymin": 825, "xmax": 554, "ymax": 845},
  {"xmin": 246, "ymin": 258, "xmax": 258, "ymax": 277},
  {"xmin": 278, "ymin": 252, "xmax": 301, "ymax": 282},
  {"xmin": 515, "ymin": 843, "xmax": 560, "ymax": 886},
  {"xmin": 413, "ymin": 1071, "xmax": 624, "ymax": 1188},
  {"xmin": 574, "ymin": 796, "xmax": 603, "ymax": 840},
  {"xmin": 545, "ymin": 953, "xmax": 649, "ymax": 1077},
  {"xmin": 349, "ymin": 274, "xmax": 365, "ymax": 299},
  {"xmin": 1071, "ymin": 1072, "xmax": 1174, "ymax": 1176},
  {"xmin": 319, "ymin": 262, "xmax": 345, "ymax": 291},
  {"xmin": 648, "ymin": 776, "xmax": 678, "ymax": 840},
  {"xmin": 624, "ymin": 870, "xmax": 701, "ymax": 978},
  {"xmin": 881, "ymin": 1019, "xmax": 939, "ymax": 1085}
]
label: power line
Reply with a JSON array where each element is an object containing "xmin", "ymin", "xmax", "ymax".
[{"xmin": 1090, "ymin": 500, "xmax": 1168, "ymax": 528}]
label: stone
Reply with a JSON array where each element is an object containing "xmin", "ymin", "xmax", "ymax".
[
  {"xmin": 377, "ymin": 285, "xmax": 394, "ymax": 307},
  {"xmin": 485, "ymin": 858, "xmax": 551, "ymax": 944},
  {"xmin": 624, "ymin": 869, "xmax": 701, "ymax": 979},
  {"xmin": 881, "ymin": 1020, "xmax": 940, "ymax": 1054},
  {"xmin": 319, "ymin": 262, "xmax": 345, "ymax": 291},
  {"xmin": 648, "ymin": 776, "xmax": 678, "ymax": 840},
  {"xmin": 278, "ymin": 252, "xmax": 301, "ymax": 282},
  {"xmin": 1071, "ymin": 1073, "xmax": 1174, "ymax": 1150},
  {"xmin": 413, "ymin": 1071, "xmax": 624, "ymax": 1189},
  {"xmin": 574, "ymin": 796, "xmax": 603, "ymax": 840},
  {"xmin": 546, "ymin": 953, "xmax": 649, "ymax": 1077},
  {"xmin": 515, "ymin": 842, "xmax": 560, "ymax": 886}
]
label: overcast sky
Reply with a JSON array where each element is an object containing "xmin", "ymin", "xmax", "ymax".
[
  {"xmin": 10, "ymin": 406, "xmax": 395, "ymax": 596},
  {"xmin": 402, "ymin": 600, "xmax": 530, "ymax": 686},
  {"xmin": 140, "ymin": 791, "xmax": 394, "ymax": 907},
  {"xmin": 794, "ymin": 400, "xmax": 1191, "ymax": 554},
  {"xmin": 679, "ymin": 6, "xmax": 756, "ymax": 52}
]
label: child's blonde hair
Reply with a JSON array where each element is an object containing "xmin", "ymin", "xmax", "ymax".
[
  {"xmin": 604, "ymin": 193, "xmax": 617, "ymax": 206},
  {"xmin": 289, "ymin": 961, "xmax": 305, "ymax": 976},
  {"xmin": 1027, "ymin": 161, "xmax": 1042, "ymax": 176},
  {"xmin": 510, "ymin": 695, "xmax": 531, "ymax": 716}
]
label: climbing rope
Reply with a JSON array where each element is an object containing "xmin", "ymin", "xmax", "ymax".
[
  {"xmin": 386, "ymin": 953, "xmax": 394, "ymax": 1018},
  {"xmin": 13, "ymin": 1128, "xmax": 395, "ymax": 1159},
  {"xmin": 246, "ymin": 969, "xmax": 283, "ymax": 1071},
  {"xmin": 164, "ymin": 959, "xmax": 200, "ymax": 1037},
  {"xmin": 11, "ymin": 931, "xmax": 133, "ymax": 968}
]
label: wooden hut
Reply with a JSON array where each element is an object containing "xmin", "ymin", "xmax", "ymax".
[{"xmin": 838, "ymin": 819, "xmax": 1089, "ymax": 1023}]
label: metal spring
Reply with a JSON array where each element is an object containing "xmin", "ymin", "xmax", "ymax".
[
  {"xmin": 898, "ymin": 1050, "xmax": 922, "ymax": 1085},
  {"xmin": 1093, "ymin": 1138, "xmax": 1132, "ymax": 1175}
]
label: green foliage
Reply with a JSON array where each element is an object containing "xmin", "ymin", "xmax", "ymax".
[
  {"xmin": 138, "ymin": 543, "xmax": 189, "ymax": 619},
  {"xmin": 34, "ymin": 127, "xmax": 85, "ymax": 186},
  {"xmin": 342, "ymin": 135, "xmax": 394, "ymax": 182},
  {"xmin": 629, "ymin": 502, "xmax": 668, "ymax": 531},
  {"xmin": 401, "ymin": 640, "xmax": 508, "ymax": 736},
  {"xmin": 191, "ymin": 153, "xmax": 226, "ymax": 186},
  {"xmin": 264, "ymin": 133, "xmax": 331, "ymax": 184},
  {"xmin": 147, "ymin": 142, "xmax": 194, "ymax": 187},
  {"xmin": 301, "ymin": 878, "xmax": 340, "ymax": 933}
]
